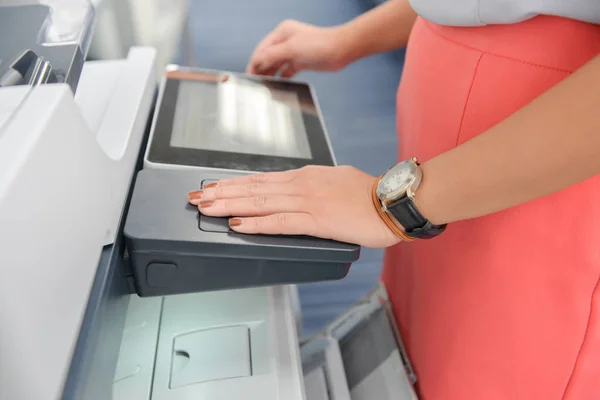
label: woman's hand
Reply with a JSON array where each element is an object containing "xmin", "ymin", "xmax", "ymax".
[
  {"xmin": 187, "ymin": 166, "xmax": 401, "ymax": 248},
  {"xmin": 247, "ymin": 1, "xmax": 417, "ymax": 77},
  {"xmin": 246, "ymin": 20, "xmax": 351, "ymax": 77}
]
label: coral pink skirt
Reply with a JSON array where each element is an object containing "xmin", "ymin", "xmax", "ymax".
[{"xmin": 382, "ymin": 16, "xmax": 600, "ymax": 400}]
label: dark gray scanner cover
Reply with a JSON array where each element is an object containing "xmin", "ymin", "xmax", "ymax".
[{"xmin": 124, "ymin": 169, "xmax": 361, "ymax": 296}]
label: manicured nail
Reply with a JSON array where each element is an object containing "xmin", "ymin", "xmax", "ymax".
[
  {"xmin": 204, "ymin": 182, "xmax": 218, "ymax": 189},
  {"xmin": 187, "ymin": 190, "xmax": 203, "ymax": 201},
  {"xmin": 199, "ymin": 201, "xmax": 214, "ymax": 208},
  {"xmin": 229, "ymin": 218, "xmax": 242, "ymax": 227}
]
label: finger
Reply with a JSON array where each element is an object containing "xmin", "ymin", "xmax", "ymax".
[
  {"xmin": 228, "ymin": 213, "xmax": 318, "ymax": 236},
  {"xmin": 253, "ymin": 61, "xmax": 286, "ymax": 77},
  {"xmin": 260, "ymin": 63, "xmax": 285, "ymax": 77},
  {"xmin": 213, "ymin": 170, "xmax": 298, "ymax": 187},
  {"xmin": 193, "ymin": 182, "xmax": 298, "ymax": 204},
  {"xmin": 247, "ymin": 27, "xmax": 290, "ymax": 74},
  {"xmin": 248, "ymin": 51, "xmax": 284, "ymax": 75},
  {"xmin": 279, "ymin": 63, "xmax": 298, "ymax": 78},
  {"xmin": 251, "ymin": 42, "xmax": 295, "ymax": 75},
  {"xmin": 188, "ymin": 171, "xmax": 298, "ymax": 204},
  {"xmin": 198, "ymin": 195, "xmax": 305, "ymax": 217}
]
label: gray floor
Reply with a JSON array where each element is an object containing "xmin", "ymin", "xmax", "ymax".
[{"xmin": 179, "ymin": 0, "xmax": 404, "ymax": 335}]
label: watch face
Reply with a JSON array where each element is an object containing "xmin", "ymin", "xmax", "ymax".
[{"xmin": 377, "ymin": 161, "xmax": 418, "ymax": 201}]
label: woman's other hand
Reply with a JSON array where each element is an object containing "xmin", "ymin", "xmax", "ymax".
[
  {"xmin": 246, "ymin": 20, "xmax": 350, "ymax": 78},
  {"xmin": 187, "ymin": 166, "xmax": 401, "ymax": 248},
  {"xmin": 246, "ymin": 1, "xmax": 417, "ymax": 78}
]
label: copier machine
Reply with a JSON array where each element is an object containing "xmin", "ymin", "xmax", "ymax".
[{"xmin": 0, "ymin": 2, "xmax": 418, "ymax": 399}]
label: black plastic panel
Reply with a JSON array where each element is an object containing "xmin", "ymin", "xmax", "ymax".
[{"xmin": 124, "ymin": 169, "xmax": 360, "ymax": 297}]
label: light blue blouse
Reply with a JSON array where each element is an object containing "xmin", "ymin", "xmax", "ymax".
[{"xmin": 409, "ymin": 0, "xmax": 600, "ymax": 26}]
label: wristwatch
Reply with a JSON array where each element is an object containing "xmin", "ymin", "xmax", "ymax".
[{"xmin": 375, "ymin": 158, "xmax": 446, "ymax": 239}]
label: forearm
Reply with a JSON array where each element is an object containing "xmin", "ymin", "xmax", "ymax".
[
  {"xmin": 415, "ymin": 55, "xmax": 600, "ymax": 225},
  {"xmin": 337, "ymin": 0, "xmax": 417, "ymax": 64}
]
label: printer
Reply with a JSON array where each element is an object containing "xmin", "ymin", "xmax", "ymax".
[{"xmin": 0, "ymin": 2, "xmax": 417, "ymax": 399}]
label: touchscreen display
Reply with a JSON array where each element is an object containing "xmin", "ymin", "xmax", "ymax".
[{"xmin": 170, "ymin": 76, "xmax": 313, "ymax": 159}]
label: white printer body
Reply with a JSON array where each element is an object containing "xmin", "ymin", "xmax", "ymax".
[{"xmin": 0, "ymin": 44, "xmax": 309, "ymax": 400}]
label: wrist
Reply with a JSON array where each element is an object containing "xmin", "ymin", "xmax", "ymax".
[
  {"xmin": 331, "ymin": 22, "xmax": 369, "ymax": 68},
  {"xmin": 331, "ymin": 0, "xmax": 416, "ymax": 67},
  {"xmin": 371, "ymin": 176, "xmax": 416, "ymax": 242},
  {"xmin": 412, "ymin": 161, "xmax": 446, "ymax": 226},
  {"xmin": 376, "ymin": 158, "xmax": 447, "ymax": 239}
]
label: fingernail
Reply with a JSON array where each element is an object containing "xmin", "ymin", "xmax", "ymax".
[
  {"xmin": 204, "ymin": 182, "xmax": 218, "ymax": 189},
  {"xmin": 229, "ymin": 218, "xmax": 242, "ymax": 227},
  {"xmin": 199, "ymin": 201, "xmax": 214, "ymax": 208},
  {"xmin": 188, "ymin": 190, "xmax": 203, "ymax": 201}
]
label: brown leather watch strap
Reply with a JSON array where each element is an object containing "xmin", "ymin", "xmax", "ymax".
[{"xmin": 371, "ymin": 176, "xmax": 416, "ymax": 242}]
